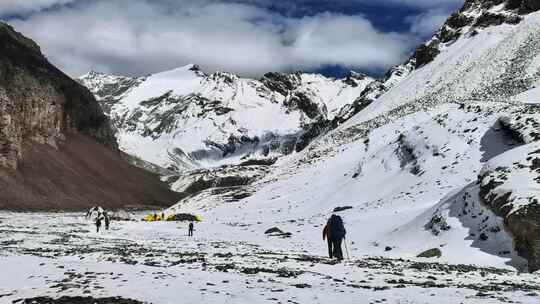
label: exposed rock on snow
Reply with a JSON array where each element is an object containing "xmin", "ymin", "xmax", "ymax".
[
  {"xmin": 17, "ymin": 296, "xmax": 145, "ymax": 304},
  {"xmin": 417, "ymin": 248, "xmax": 442, "ymax": 258},
  {"xmin": 264, "ymin": 227, "xmax": 292, "ymax": 238},
  {"xmin": 333, "ymin": 206, "xmax": 353, "ymax": 213},
  {"xmin": 480, "ymin": 141, "xmax": 540, "ymax": 271},
  {"xmin": 167, "ymin": 164, "xmax": 270, "ymax": 199}
]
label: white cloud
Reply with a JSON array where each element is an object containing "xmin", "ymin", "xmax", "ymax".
[
  {"xmin": 407, "ymin": 8, "xmax": 452, "ymax": 37},
  {"xmin": 6, "ymin": 0, "xmax": 463, "ymax": 77},
  {"xmin": 286, "ymin": 14, "xmax": 410, "ymax": 70},
  {"xmin": 0, "ymin": 0, "xmax": 75, "ymax": 16},
  {"xmin": 8, "ymin": 0, "xmax": 421, "ymax": 77}
]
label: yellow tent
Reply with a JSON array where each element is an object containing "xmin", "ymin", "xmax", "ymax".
[{"xmin": 142, "ymin": 214, "xmax": 165, "ymax": 222}]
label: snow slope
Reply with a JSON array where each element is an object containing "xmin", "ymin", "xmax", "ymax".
[
  {"xmin": 348, "ymin": 6, "xmax": 540, "ymax": 126},
  {"xmin": 166, "ymin": 1, "xmax": 540, "ymax": 272},
  {"xmin": 81, "ymin": 0, "xmax": 540, "ymax": 275},
  {"xmin": 170, "ymin": 103, "xmax": 529, "ymax": 269}
]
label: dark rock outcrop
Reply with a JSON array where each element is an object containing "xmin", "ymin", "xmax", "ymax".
[
  {"xmin": 342, "ymin": 71, "xmax": 370, "ymax": 87},
  {"xmin": 333, "ymin": 206, "xmax": 353, "ymax": 212},
  {"xmin": 414, "ymin": 40, "xmax": 441, "ymax": 69},
  {"xmin": 294, "ymin": 118, "xmax": 336, "ymax": 152},
  {"xmin": 260, "ymin": 72, "xmax": 302, "ymax": 96},
  {"xmin": 0, "ymin": 22, "xmax": 181, "ymax": 210},
  {"xmin": 285, "ymin": 92, "xmax": 323, "ymax": 120},
  {"xmin": 417, "ymin": 248, "xmax": 443, "ymax": 259},
  {"xmin": 17, "ymin": 296, "xmax": 145, "ymax": 304},
  {"xmin": 479, "ymin": 137, "xmax": 540, "ymax": 272},
  {"xmin": 0, "ymin": 23, "xmax": 116, "ymax": 170},
  {"xmin": 473, "ymin": 12, "xmax": 522, "ymax": 27},
  {"xmin": 505, "ymin": 0, "xmax": 540, "ymax": 14}
]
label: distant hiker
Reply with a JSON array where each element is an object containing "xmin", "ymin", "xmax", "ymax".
[
  {"xmin": 104, "ymin": 212, "xmax": 110, "ymax": 230},
  {"xmin": 188, "ymin": 222, "xmax": 194, "ymax": 236},
  {"xmin": 322, "ymin": 214, "xmax": 346, "ymax": 260},
  {"xmin": 87, "ymin": 206, "xmax": 104, "ymax": 220},
  {"xmin": 153, "ymin": 212, "xmax": 158, "ymax": 221},
  {"xmin": 96, "ymin": 217, "xmax": 102, "ymax": 233},
  {"xmin": 86, "ymin": 206, "xmax": 98, "ymax": 219},
  {"xmin": 161, "ymin": 212, "xmax": 165, "ymax": 221}
]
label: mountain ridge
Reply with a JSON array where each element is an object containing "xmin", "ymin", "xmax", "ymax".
[{"xmin": 80, "ymin": 64, "xmax": 377, "ymax": 171}]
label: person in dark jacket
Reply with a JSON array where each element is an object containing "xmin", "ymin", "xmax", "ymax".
[
  {"xmin": 188, "ymin": 222, "xmax": 194, "ymax": 236},
  {"xmin": 104, "ymin": 212, "xmax": 110, "ymax": 230},
  {"xmin": 96, "ymin": 217, "xmax": 102, "ymax": 233},
  {"xmin": 322, "ymin": 214, "xmax": 346, "ymax": 260}
]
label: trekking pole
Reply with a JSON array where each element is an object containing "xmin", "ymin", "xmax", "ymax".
[{"xmin": 344, "ymin": 236, "xmax": 350, "ymax": 261}]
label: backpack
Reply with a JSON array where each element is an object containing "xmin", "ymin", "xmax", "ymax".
[{"xmin": 328, "ymin": 215, "xmax": 346, "ymax": 239}]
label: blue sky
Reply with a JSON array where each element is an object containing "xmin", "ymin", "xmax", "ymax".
[{"xmin": 1, "ymin": 0, "xmax": 463, "ymax": 78}]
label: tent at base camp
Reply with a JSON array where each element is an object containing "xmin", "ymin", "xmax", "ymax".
[{"xmin": 143, "ymin": 213, "xmax": 201, "ymax": 222}]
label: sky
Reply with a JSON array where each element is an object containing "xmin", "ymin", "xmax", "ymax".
[{"xmin": 0, "ymin": 0, "xmax": 464, "ymax": 78}]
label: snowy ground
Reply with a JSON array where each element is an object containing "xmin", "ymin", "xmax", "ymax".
[{"xmin": 1, "ymin": 212, "xmax": 540, "ymax": 304}]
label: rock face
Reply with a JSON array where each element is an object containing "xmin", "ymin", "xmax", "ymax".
[
  {"xmin": 0, "ymin": 22, "xmax": 116, "ymax": 170},
  {"xmin": 0, "ymin": 22, "xmax": 181, "ymax": 210},
  {"xmin": 479, "ymin": 108, "xmax": 540, "ymax": 272}
]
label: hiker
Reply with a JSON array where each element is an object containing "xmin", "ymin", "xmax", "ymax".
[
  {"xmin": 96, "ymin": 216, "xmax": 102, "ymax": 233},
  {"xmin": 153, "ymin": 212, "xmax": 158, "ymax": 221},
  {"xmin": 188, "ymin": 222, "xmax": 194, "ymax": 236},
  {"xmin": 322, "ymin": 214, "xmax": 346, "ymax": 260},
  {"xmin": 104, "ymin": 212, "xmax": 110, "ymax": 230},
  {"xmin": 161, "ymin": 212, "xmax": 165, "ymax": 221},
  {"xmin": 86, "ymin": 206, "xmax": 97, "ymax": 219}
]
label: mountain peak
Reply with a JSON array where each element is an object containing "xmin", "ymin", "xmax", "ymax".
[{"xmin": 80, "ymin": 70, "xmax": 106, "ymax": 79}]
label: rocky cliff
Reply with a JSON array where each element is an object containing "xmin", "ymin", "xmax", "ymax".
[
  {"xmin": 0, "ymin": 22, "xmax": 181, "ymax": 210},
  {"xmin": 479, "ymin": 110, "xmax": 540, "ymax": 271},
  {"xmin": 0, "ymin": 22, "xmax": 116, "ymax": 169}
]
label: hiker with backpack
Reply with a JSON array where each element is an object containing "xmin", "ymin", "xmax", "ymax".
[
  {"xmin": 322, "ymin": 214, "xmax": 347, "ymax": 260},
  {"xmin": 95, "ymin": 216, "xmax": 102, "ymax": 233}
]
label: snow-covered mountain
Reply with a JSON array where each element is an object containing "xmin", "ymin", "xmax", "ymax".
[
  {"xmin": 163, "ymin": 0, "xmax": 540, "ymax": 273},
  {"xmin": 80, "ymin": 66, "xmax": 376, "ymax": 171},
  {"xmin": 80, "ymin": 0, "xmax": 540, "ymax": 273}
]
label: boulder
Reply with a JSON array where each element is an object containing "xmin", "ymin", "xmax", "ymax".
[
  {"xmin": 265, "ymin": 227, "xmax": 284, "ymax": 234},
  {"xmin": 417, "ymin": 248, "xmax": 442, "ymax": 259},
  {"xmin": 333, "ymin": 206, "xmax": 353, "ymax": 212},
  {"xmin": 265, "ymin": 227, "xmax": 292, "ymax": 238}
]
